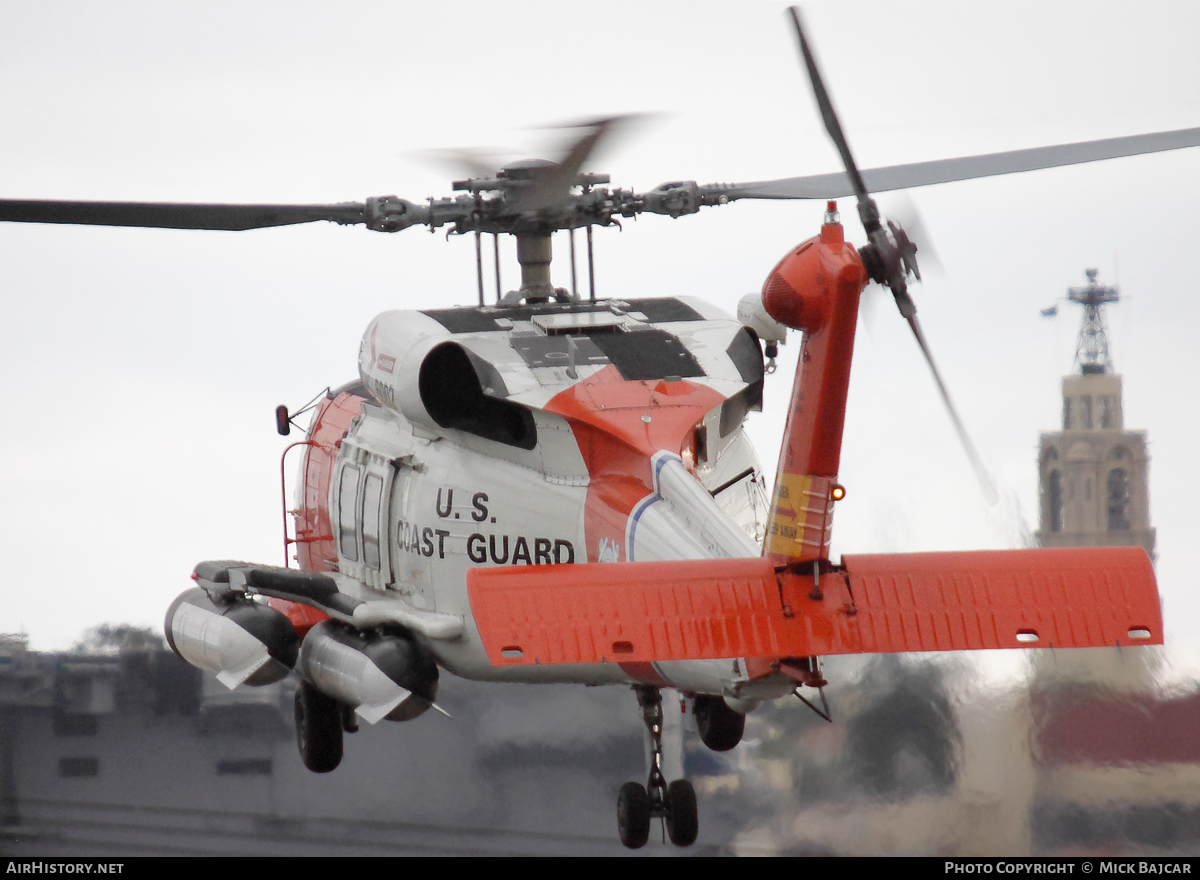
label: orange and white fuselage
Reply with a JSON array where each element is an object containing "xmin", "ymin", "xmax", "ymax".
[{"xmin": 294, "ymin": 291, "xmax": 786, "ymax": 699}]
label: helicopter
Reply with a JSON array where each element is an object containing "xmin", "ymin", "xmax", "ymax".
[{"xmin": 0, "ymin": 6, "xmax": 1184, "ymax": 850}]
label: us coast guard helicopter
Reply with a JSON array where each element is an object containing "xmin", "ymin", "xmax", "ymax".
[{"xmin": 0, "ymin": 9, "xmax": 1184, "ymax": 849}]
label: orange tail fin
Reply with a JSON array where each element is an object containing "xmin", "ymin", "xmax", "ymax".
[{"xmin": 760, "ymin": 212, "xmax": 867, "ymax": 565}]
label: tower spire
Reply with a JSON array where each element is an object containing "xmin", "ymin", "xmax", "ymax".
[
  {"xmin": 1036, "ymin": 269, "xmax": 1154, "ymax": 561},
  {"xmin": 1068, "ymin": 268, "xmax": 1119, "ymax": 375}
]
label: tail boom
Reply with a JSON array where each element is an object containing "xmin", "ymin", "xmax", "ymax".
[{"xmin": 761, "ymin": 213, "xmax": 867, "ymax": 565}]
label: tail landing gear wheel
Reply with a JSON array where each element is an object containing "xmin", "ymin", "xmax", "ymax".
[
  {"xmin": 617, "ymin": 781, "xmax": 651, "ymax": 849},
  {"xmin": 694, "ymin": 694, "xmax": 745, "ymax": 751},
  {"xmin": 665, "ymin": 779, "xmax": 698, "ymax": 846},
  {"xmin": 295, "ymin": 681, "xmax": 343, "ymax": 773}
]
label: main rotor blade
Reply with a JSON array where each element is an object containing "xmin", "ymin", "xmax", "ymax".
[
  {"xmin": 0, "ymin": 199, "xmax": 367, "ymax": 231},
  {"xmin": 411, "ymin": 146, "xmax": 522, "ymax": 181},
  {"xmin": 725, "ymin": 126, "xmax": 1200, "ymax": 201},
  {"xmin": 905, "ymin": 313, "xmax": 999, "ymax": 506},
  {"xmin": 518, "ymin": 115, "xmax": 634, "ymax": 213}
]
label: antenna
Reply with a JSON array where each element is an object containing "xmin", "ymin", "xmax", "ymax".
[
  {"xmin": 493, "ymin": 235, "xmax": 502, "ymax": 305},
  {"xmin": 1067, "ymin": 269, "xmax": 1120, "ymax": 374}
]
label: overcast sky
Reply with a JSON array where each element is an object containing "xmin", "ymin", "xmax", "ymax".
[{"xmin": 2, "ymin": 0, "xmax": 1198, "ymax": 676}]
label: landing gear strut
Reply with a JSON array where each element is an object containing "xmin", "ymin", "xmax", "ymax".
[{"xmin": 616, "ymin": 686, "xmax": 698, "ymax": 849}]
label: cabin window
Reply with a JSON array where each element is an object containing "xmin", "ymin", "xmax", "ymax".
[
  {"xmin": 338, "ymin": 464, "xmax": 361, "ymax": 561},
  {"xmin": 361, "ymin": 473, "xmax": 384, "ymax": 570}
]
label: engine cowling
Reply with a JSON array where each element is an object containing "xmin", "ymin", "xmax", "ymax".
[{"xmin": 357, "ymin": 311, "xmax": 536, "ymax": 448}]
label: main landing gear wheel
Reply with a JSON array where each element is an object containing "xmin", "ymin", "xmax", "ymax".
[
  {"xmin": 295, "ymin": 680, "xmax": 343, "ymax": 773},
  {"xmin": 693, "ymin": 694, "xmax": 745, "ymax": 752},
  {"xmin": 617, "ymin": 781, "xmax": 651, "ymax": 849},
  {"xmin": 616, "ymin": 686, "xmax": 699, "ymax": 849},
  {"xmin": 665, "ymin": 779, "xmax": 698, "ymax": 847}
]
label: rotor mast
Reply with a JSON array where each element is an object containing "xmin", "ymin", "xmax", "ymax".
[
  {"xmin": 1068, "ymin": 268, "xmax": 1119, "ymax": 374},
  {"xmin": 513, "ymin": 233, "xmax": 555, "ymax": 301}
]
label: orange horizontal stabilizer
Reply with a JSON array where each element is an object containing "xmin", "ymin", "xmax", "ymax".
[
  {"xmin": 841, "ymin": 547, "xmax": 1161, "ymax": 653},
  {"xmin": 467, "ymin": 547, "xmax": 1160, "ymax": 667},
  {"xmin": 467, "ymin": 558, "xmax": 829, "ymax": 666}
]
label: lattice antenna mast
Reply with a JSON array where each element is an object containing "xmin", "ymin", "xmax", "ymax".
[{"xmin": 1068, "ymin": 268, "xmax": 1119, "ymax": 375}]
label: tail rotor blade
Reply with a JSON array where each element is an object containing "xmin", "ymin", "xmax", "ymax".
[
  {"xmin": 884, "ymin": 195, "xmax": 943, "ymax": 276},
  {"xmin": 905, "ymin": 313, "xmax": 999, "ymax": 506},
  {"xmin": 788, "ymin": 5, "xmax": 917, "ymax": 304},
  {"xmin": 787, "ymin": 5, "xmax": 993, "ymax": 501},
  {"xmin": 788, "ymin": 7, "xmax": 870, "ymax": 209},
  {"xmin": 787, "ymin": 6, "xmax": 886, "ymax": 243}
]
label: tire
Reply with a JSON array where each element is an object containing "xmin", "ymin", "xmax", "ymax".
[
  {"xmin": 617, "ymin": 781, "xmax": 651, "ymax": 849},
  {"xmin": 665, "ymin": 779, "xmax": 698, "ymax": 847},
  {"xmin": 295, "ymin": 681, "xmax": 343, "ymax": 773},
  {"xmin": 693, "ymin": 695, "xmax": 745, "ymax": 751}
]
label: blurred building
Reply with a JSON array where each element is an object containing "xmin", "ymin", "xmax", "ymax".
[
  {"xmin": 0, "ymin": 631, "xmax": 691, "ymax": 857},
  {"xmin": 1031, "ymin": 681, "xmax": 1200, "ymax": 853},
  {"xmin": 1035, "ymin": 269, "xmax": 1155, "ymax": 558},
  {"xmin": 1029, "ymin": 270, "xmax": 1199, "ymax": 855}
]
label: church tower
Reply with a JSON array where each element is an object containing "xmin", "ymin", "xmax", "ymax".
[{"xmin": 1035, "ymin": 270, "xmax": 1155, "ymax": 559}]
